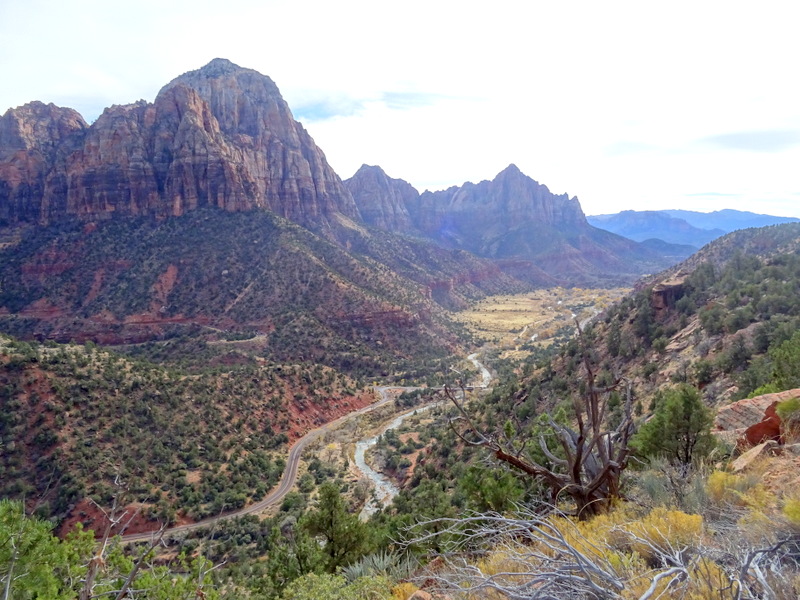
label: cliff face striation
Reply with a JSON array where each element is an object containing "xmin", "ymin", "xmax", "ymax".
[
  {"xmin": 0, "ymin": 59, "xmax": 359, "ymax": 233},
  {"xmin": 345, "ymin": 164, "xmax": 418, "ymax": 234},
  {"xmin": 347, "ymin": 163, "xmax": 670, "ymax": 285},
  {"xmin": 407, "ymin": 164, "xmax": 586, "ymax": 255}
]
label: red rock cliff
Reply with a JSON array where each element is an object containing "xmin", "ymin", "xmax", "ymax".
[{"xmin": 0, "ymin": 59, "xmax": 360, "ymax": 233}]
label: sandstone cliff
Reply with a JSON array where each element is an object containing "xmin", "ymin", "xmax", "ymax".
[
  {"xmin": 348, "ymin": 163, "xmax": 670, "ymax": 285},
  {"xmin": 0, "ymin": 59, "xmax": 359, "ymax": 233},
  {"xmin": 344, "ymin": 164, "xmax": 418, "ymax": 234},
  {"xmin": 407, "ymin": 164, "xmax": 587, "ymax": 255},
  {"xmin": 0, "ymin": 101, "xmax": 88, "ymax": 223}
]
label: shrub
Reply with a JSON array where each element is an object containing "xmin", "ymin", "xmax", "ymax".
[
  {"xmin": 783, "ymin": 498, "xmax": 800, "ymax": 526},
  {"xmin": 776, "ymin": 397, "xmax": 800, "ymax": 440},
  {"xmin": 632, "ymin": 384, "xmax": 716, "ymax": 467}
]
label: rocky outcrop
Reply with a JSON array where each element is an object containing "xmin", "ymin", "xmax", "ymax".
[
  {"xmin": 0, "ymin": 59, "xmax": 359, "ymax": 234},
  {"xmin": 345, "ymin": 164, "xmax": 418, "ymax": 233},
  {"xmin": 731, "ymin": 440, "xmax": 780, "ymax": 472},
  {"xmin": 0, "ymin": 102, "xmax": 88, "ymax": 223},
  {"xmin": 714, "ymin": 388, "xmax": 800, "ymax": 447},
  {"xmin": 742, "ymin": 401, "xmax": 783, "ymax": 447},
  {"xmin": 651, "ymin": 275, "xmax": 686, "ymax": 311}
]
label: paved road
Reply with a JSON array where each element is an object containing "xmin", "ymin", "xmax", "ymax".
[
  {"xmin": 121, "ymin": 353, "xmax": 493, "ymax": 544},
  {"xmin": 120, "ymin": 387, "xmax": 401, "ymax": 543}
]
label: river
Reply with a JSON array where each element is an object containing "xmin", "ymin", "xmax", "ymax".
[{"xmin": 354, "ymin": 352, "xmax": 492, "ymax": 518}]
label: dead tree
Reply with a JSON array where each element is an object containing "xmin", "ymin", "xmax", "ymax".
[
  {"xmin": 404, "ymin": 506, "xmax": 800, "ymax": 600},
  {"xmin": 446, "ymin": 326, "xmax": 634, "ymax": 519}
]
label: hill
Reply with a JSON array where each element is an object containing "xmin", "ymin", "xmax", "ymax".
[
  {"xmin": 0, "ymin": 208, "xmax": 482, "ymax": 379},
  {"xmin": 0, "ymin": 334, "xmax": 371, "ymax": 527},
  {"xmin": 490, "ymin": 222, "xmax": 800, "ymax": 422}
]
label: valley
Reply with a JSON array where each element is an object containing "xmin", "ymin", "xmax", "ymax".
[
  {"xmin": 2, "ymin": 56, "xmax": 800, "ymax": 599},
  {"xmin": 452, "ymin": 286, "xmax": 629, "ymax": 356}
]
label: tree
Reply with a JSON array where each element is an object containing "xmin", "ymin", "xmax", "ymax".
[
  {"xmin": 631, "ymin": 384, "xmax": 715, "ymax": 468},
  {"xmin": 446, "ymin": 325, "xmax": 635, "ymax": 520},
  {"xmin": 0, "ymin": 499, "xmax": 89, "ymax": 600},
  {"xmin": 0, "ymin": 498, "xmax": 221, "ymax": 600},
  {"xmin": 302, "ymin": 483, "xmax": 369, "ymax": 571},
  {"xmin": 765, "ymin": 330, "xmax": 800, "ymax": 393},
  {"xmin": 280, "ymin": 573, "xmax": 392, "ymax": 600},
  {"xmin": 264, "ymin": 519, "xmax": 325, "ymax": 595}
]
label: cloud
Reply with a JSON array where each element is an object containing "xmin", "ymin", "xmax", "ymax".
[
  {"xmin": 292, "ymin": 96, "xmax": 365, "ymax": 122},
  {"xmin": 380, "ymin": 92, "xmax": 447, "ymax": 110},
  {"xmin": 604, "ymin": 141, "xmax": 659, "ymax": 157},
  {"xmin": 684, "ymin": 192, "xmax": 740, "ymax": 197},
  {"xmin": 702, "ymin": 130, "xmax": 800, "ymax": 153},
  {"xmin": 293, "ymin": 91, "xmax": 449, "ymax": 122}
]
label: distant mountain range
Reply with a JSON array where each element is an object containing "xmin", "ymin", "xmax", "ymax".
[{"xmin": 588, "ymin": 209, "xmax": 799, "ymax": 249}]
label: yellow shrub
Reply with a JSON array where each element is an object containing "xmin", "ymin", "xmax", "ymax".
[
  {"xmin": 686, "ymin": 557, "xmax": 735, "ymax": 598},
  {"xmin": 475, "ymin": 545, "xmax": 530, "ymax": 578},
  {"xmin": 783, "ymin": 498, "xmax": 800, "ymax": 526},
  {"xmin": 706, "ymin": 470, "xmax": 774, "ymax": 510},
  {"xmin": 391, "ymin": 582, "xmax": 418, "ymax": 600},
  {"xmin": 623, "ymin": 508, "xmax": 703, "ymax": 561}
]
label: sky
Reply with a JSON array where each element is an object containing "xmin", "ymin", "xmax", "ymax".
[{"xmin": 1, "ymin": 0, "xmax": 799, "ymax": 218}]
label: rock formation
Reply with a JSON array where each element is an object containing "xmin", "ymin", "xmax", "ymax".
[
  {"xmin": 651, "ymin": 275, "xmax": 687, "ymax": 311},
  {"xmin": 713, "ymin": 388, "xmax": 800, "ymax": 447},
  {"xmin": 344, "ymin": 164, "xmax": 417, "ymax": 234},
  {"xmin": 408, "ymin": 164, "xmax": 587, "ymax": 251},
  {"xmin": 1, "ymin": 59, "xmax": 678, "ymax": 287},
  {"xmin": 349, "ymin": 163, "xmax": 671, "ymax": 285},
  {"xmin": 0, "ymin": 59, "xmax": 359, "ymax": 234},
  {"xmin": 0, "ymin": 101, "xmax": 88, "ymax": 223}
]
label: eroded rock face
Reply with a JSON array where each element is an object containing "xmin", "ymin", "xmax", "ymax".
[
  {"xmin": 0, "ymin": 101, "xmax": 88, "ymax": 222},
  {"xmin": 345, "ymin": 164, "xmax": 418, "ymax": 233},
  {"xmin": 714, "ymin": 388, "xmax": 800, "ymax": 448},
  {"xmin": 0, "ymin": 59, "xmax": 359, "ymax": 233},
  {"xmin": 408, "ymin": 164, "xmax": 588, "ymax": 255},
  {"xmin": 651, "ymin": 276, "xmax": 686, "ymax": 311}
]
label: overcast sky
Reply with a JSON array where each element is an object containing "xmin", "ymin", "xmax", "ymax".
[{"xmin": 2, "ymin": 0, "xmax": 799, "ymax": 217}]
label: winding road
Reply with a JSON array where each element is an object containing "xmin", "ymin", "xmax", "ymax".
[
  {"xmin": 121, "ymin": 354, "xmax": 492, "ymax": 544},
  {"xmin": 121, "ymin": 387, "xmax": 400, "ymax": 543}
]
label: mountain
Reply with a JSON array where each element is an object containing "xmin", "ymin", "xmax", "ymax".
[
  {"xmin": 347, "ymin": 164, "xmax": 675, "ymax": 285},
  {"xmin": 662, "ymin": 209, "xmax": 799, "ymax": 232},
  {"xmin": 588, "ymin": 209, "xmax": 799, "ymax": 249},
  {"xmin": 0, "ymin": 59, "xmax": 687, "ymax": 367},
  {"xmin": 0, "ymin": 58, "xmax": 359, "ymax": 235},
  {"xmin": 0, "ymin": 208, "xmax": 473, "ymax": 379},
  {"xmin": 344, "ymin": 164, "xmax": 417, "ymax": 234},
  {"xmin": 587, "ymin": 210, "xmax": 724, "ymax": 247}
]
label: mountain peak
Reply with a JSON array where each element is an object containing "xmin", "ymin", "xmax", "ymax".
[
  {"xmin": 354, "ymin": 164, "xmax": 387, "ymax": 177},
  {"xmin": 198, "ymin": 58, "xmax": 243, "ymax": 75},
  {"xmin": 499, "ymin": 163, "xmax": 522, "ymax": 176},
  {"xmin": 163, "ymin": 58, "xmax": 275, "ymax": 92},
  {"xmin": 0, "ymin": 60, "xmax": 360, "ymax": 229}
]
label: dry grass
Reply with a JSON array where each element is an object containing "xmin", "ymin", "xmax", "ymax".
[{"xmin": 453, "ymin": 287, "xmax": 630, "ymax": 349}]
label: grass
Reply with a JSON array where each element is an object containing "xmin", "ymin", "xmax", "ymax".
[{"xmin": 452, "ymin": 287, "xmax": 630, "ymax": 350}]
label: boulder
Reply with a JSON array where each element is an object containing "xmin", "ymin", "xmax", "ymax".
[
  {"xmin": 714, "ymin": 388, "xmax": 800, "ymax": 448},
  {"xmin": 742, "ymin": 401, "xmax": 782, "ymax": 447},
  {"xmin": 732, "ymin": 440, "xmax": 779, "ymax": 472}
]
